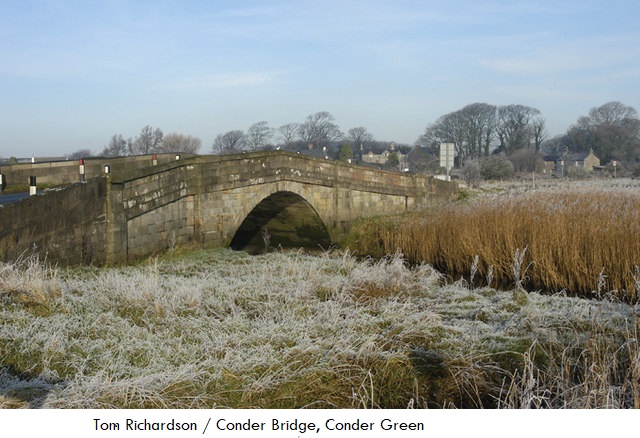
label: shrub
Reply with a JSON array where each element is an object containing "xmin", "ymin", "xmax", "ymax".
[
  {"xmin": 566, "ymin": 165, "xmax": 589, "ymax": 179},
  {"xmin": 480, "ymin": 155, "xmax": 514, "ymax": 180},
  {"xmin": 461, "ymin": 160, "xmax": 482, "ymax": 187},
  {"xmin": 508, "ymin": 148, "xmax": 545, "ymax": 173}
]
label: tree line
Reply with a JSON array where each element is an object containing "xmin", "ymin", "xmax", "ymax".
[
  {"xmin": 99, "ymin": 126, "xmax": 202, "ymax": 157},
  {"xmin": 84, "ymin": 102, "xmax": 638, "ymax": 175},
  {"xmin": 416, "ymin": 103, "xmax": 546, "ymax": 167},
  {"xmin": 211, "ymin": 111, "xmax": 378, "ymax": 155},
  {"xmin": 94, "ymin": 111, "xmax": 386, "ymax": 164},
  {"xmin": 416, "ymin": 100, "xmax": 640, "ymax": 169},
  {"xmin": 548, "ymin": 101, "xmax": 640, "ymax": 164},
  {"xmin": 92, "ymin": 112, "xmax": 375, "ymax": 160}
]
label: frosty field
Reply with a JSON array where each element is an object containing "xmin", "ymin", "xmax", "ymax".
[{"xmin": 1, "ymin": 245, "xmax": 638, "ymax": 408}]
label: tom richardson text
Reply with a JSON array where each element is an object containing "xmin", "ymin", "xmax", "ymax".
[{"xmin": 93, "ymin": 417, "xmax": 425, "ymax": 434}]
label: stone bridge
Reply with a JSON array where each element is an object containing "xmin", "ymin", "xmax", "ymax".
[{"xmin": 0, "ymin": 151, "xmax": 457, "ymax": 265}]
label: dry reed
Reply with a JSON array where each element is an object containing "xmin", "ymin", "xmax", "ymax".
[{"xmin": 347, "ymin": 183, "xmax": 640, "ymax": 301}]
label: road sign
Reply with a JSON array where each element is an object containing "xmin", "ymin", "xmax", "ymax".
[
  {"xmin": 440, "ymin": 143, "xmax": 454, "ymax": 170},
  {"xmin": 439, "ymin": 143, "xmax": 455, "ymax": 181}
]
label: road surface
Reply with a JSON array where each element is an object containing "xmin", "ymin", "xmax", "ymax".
[{"xmin": 0, "ymin": 192, "xmax": 35, "ymax": 205}]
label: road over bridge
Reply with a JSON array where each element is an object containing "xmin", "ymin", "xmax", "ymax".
[{"xmin": 0, "ymin": 151, "xmax": 457, "ymax": 265}]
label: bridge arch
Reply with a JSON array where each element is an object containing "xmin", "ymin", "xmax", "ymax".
[{"xmin": 229, "ymin": 190, "xmax": 332, "ymax": 252}]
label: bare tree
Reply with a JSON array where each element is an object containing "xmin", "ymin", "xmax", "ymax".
[
  {"xmin": 416, "ymin": 122, "xmax": 443, "ymax": 149},
  {"xmin": 298, "ymin": 111, "xmax": 343, "ymax": 149},
  {"xmin": 160, "ymin": 133, "xmax": 202, "ymax": 154},
  {"xmin": 407, "ymin": 146, "xmax": 439, "ymax": 173},
  {"xmin": 347, "ymin": 127, "xmax": 374, "ymax": 151},
  {"xmin": 417, "ymin": 103, "xmax": 497, "ymax": 167},
  {"xmin": 541, "ymin": 134, "xmax": 568, "ymax": 158},
  {"xmin": 460, "ymin": 103, "xmax": 497, "ymax": 158},
  {"xmin": 531, "ymin": 118, "xmax": 547, "ymax": 151},
  {"xmin": 508, "ymin": 147, "xmax": 544, "ymax": 172},
  {"xmin": 277, "ymin": 123, "xmax": 299, "ymax": 146},
  {"xmin": 101, "ymin": 134, "xmax": 129, "ymax": 157},
  {"xmin": 590, "ymin": 101, "xmax": 639, "ymax": 161},
  {"xmin": 66, "ymin": 149, "xmax": 93, "ymax": 160},
  {"xmin": 496, "ymin": 105, "xmax": 541, "ymax": 152},
  {"xmin": 427, "ymin": 110, "xmax": 467, "ymax": 166},
  {"xmin": 131, "ymin": 125, "xmax": 163, "ymax": 155},
  {"xmin": 212, "ymin": 130, "xmax": 246, "ymax": 154},
  {"xmin": 565, "ymin": 120, "xmax": 600, "ymax": 158},
  {"xmin": 245, "ymin": 121, "xmax": 273, "ymax": 151},
  {"xmin": 565, "ymin": 101, "xmax": 640, "ymax": 162},
  {"xmin": 589, "ymin": 101, "xmax": 638, "ymax": 125}
]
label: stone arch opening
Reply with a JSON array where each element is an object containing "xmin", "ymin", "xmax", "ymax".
[{"xmin": 229, "ymin": 191, "xmax": 332, "ymax": 253}]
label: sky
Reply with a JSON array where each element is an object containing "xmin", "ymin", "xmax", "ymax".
[{"xmin": 1, "ymin": 0, "xmax": 639, "ymax": 158}]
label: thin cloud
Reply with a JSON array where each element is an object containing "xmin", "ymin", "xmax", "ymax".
[
  {"xmin": 160, "ymin": 71, "xmax": 286, "ymax": 90},
  {"xmin": 479, "ymin": 36, "xmax": 634, "ymax": 76}
]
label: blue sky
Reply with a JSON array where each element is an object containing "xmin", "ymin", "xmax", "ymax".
[{"xmin": 1, "ymin": 0, "xmax": 639, "ymax": 157}]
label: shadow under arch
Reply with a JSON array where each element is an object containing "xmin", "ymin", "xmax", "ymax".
[{"xmin": 229, "ymin": 191, "xmax": 332, "ymax": 253}]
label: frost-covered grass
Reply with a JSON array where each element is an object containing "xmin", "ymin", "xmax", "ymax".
[{"xmin": 1, "ymin": 249, "xmax": 639, "ymax": 408}]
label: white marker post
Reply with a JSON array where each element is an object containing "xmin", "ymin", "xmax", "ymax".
[
  {"xmin": 29, "ymin": 176, "xmax": 37, "ymax": 196},
  {"xmin": 79, "ymin": 159, "xmax": 86, "ymax": 182},
  {"xmin": 152, "ymin": 154, "xmax": 158, "ymax": 166},
  {"xmin": 0, "ymin": 173, "xmax": 4, "ymax": 194},
  {"xmin": 613, "ymin": 160, "xmax": 617, "ymax": 178},
  {"xmin": 440, "ymin": 142, "xmax": 455, "ymax": 181}
]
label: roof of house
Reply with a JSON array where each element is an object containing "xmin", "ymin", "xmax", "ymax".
[
  {"xmin": 544, "ymin": 149, "xmax": 598, "ymax": 162},
  {"xmin": 564, "ymin": 151, "xmax": 591, "ymax": 161}
]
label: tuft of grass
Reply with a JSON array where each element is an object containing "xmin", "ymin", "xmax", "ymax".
[
  {"xmin": 0, "ymin": 251, "xmax": 61, "ymax": 316},
  {"xmin": 500, "ymin": 316, "xmax": 640, "ymax": 409}
]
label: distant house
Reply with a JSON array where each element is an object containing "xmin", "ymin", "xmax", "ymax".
[
  {"xmin": 360, "ymin": 143, "xmax": 408, "ymax": 170},
  {"xmin": 543, "ymin": 149, "xmax": 600, "ymax": 174}
]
